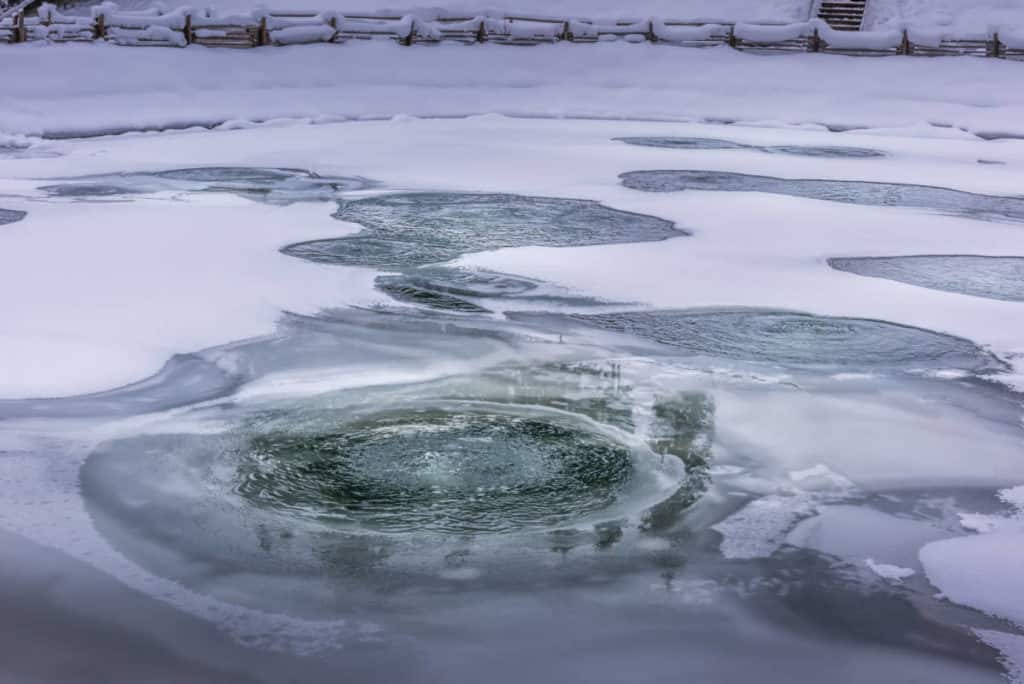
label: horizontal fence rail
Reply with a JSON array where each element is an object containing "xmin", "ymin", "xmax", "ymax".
[{"xmin": 1, "ymin": 3, "xmax": 1022, "ymax": 60}]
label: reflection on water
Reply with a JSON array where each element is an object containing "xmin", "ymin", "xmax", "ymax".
[
  {"xmin": 616, "ymin": 137, "xmax": 886, "ymax": 159},
  {"xmin": 283, "ymin": 193, "xmax": 683, "ymax": 270},
  {"xmin": 621, "ymin": 169, "xmax": 1024, "ymax": 223},
  {"xmin": 831, "ymin": 255, "xmax": 1024, "ymax": 303}
]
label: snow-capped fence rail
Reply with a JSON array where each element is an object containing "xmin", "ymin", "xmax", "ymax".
[{"xmin": 2, "ymin": 3, "xmax": 1021, "ymax": 60}]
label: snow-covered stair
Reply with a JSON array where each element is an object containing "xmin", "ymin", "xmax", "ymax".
[{"xmin": 817, "ymin": 0, "xmax": 867, "ymax": 31}]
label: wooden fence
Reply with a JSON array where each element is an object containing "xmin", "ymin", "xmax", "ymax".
[{"xmin": 1, "ymin": 5, "xmax": 1022, "ymax": 60}]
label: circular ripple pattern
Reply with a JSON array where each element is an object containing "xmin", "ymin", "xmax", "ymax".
[
  {"xmin": 569, "ymin": 310, "xmax": 1004, "ymax": 371},
  {"xmin": 234, "ymin": 408, "xmax": 635, "ymax": 534}
]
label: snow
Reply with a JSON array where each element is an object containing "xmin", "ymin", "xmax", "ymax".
[
  {"xmin": 0, "ymin": 196, "xmax": 382, "ymax": 398},
  {"xmin": 919, "ymin": 484, "xmax": 1024, "ymax": 678},
  {"xmin": 865, "ymin": 558, "xmax": 915, "ymax": 582},
  {"xmin": 815, "ymin": 23, "xmax": 903, "ymax": 50},
  {"xmin": 3, "ymin": 115, "xmax": 1024, "ymax": 402},
  {"xmin": 865, "ymin": 0, "xmax": 1024, "ymax": 34},
  {"xmin": 271, "ymin": 23, "xmax": 336, "ymax": 44},
  {"xmin": 93, "ymin": 0, "xmax": 813, "ymax": 23},
  {"xmin": 921, "ymin": 531, "xmax": 1024, "ymax": 626},
  {"xmin": 733, "ymin": 21, "xmax": 812, "ymax": 42},
  {"xmin": 2, "ymin": 43, "xmax": 1024, "ymax": 140}
]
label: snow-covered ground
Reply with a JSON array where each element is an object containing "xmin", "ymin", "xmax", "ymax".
[
  {"xmin": 73, "ymin": 0, "xmax": 815, "ymax": 22},
  {"xmin": 864, "ymin": 0, "xmax": 1024, "ymax": 33},
  {"xmin": 2, "ymin": 43, "xmax": 1024, "ymax": 141},
  {"xmin": 56, "ymin": 0, "xmax": 1024, "ymax": 31}
]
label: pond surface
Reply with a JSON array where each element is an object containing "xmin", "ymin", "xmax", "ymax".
[
  {"xmin": 830, "ymin": 255, "xmax": 1024, "ymax": 302},
  {"xmin": 616, "ymin": 136, "xmax": 886, "ymax": 158},
  {"xmin": 621, "ymin": 169, "xmax": 1024, "ymax": 223},
  {"xmin": 283, "ymin": 192, "xmax": 683, "ymax": 270},
  {"xmin": 1, "ymin": 143, "xmax": 1022, "ymax": 684}
]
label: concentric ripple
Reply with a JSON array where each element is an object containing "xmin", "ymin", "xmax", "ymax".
[
  {"xmin": 282, "ymin": 193, "xmax": 683, "ymax": 270},
  {"xmin": 564, "ymin": 310, "xmax": 1004, "ymax": 371},
  {"xmin": 620, "ymin": 170, "xmax": 1024, "ymax": 223},
  {"xmin": 375, "ymin": 267, "xmax": 601, "ymax": 313},
  {"xmin": 235, "ymin": 407, "xmax": 635, "ymax": 534},
  {"xmin": 616, "ymin": 137, "xmax": 886, "ymax": 159},
  {"xmin": 830, "ymin": 255, "xmax": 1024, "ymax": 303}
]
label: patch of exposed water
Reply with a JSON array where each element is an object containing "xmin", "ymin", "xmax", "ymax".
[
  {"xmin": 0, "ymin": 208, "xmax": 26, "ymax": 225},
  {"xmin": 621, "ymin": 169, "xmax": 1024, "ymax": 223},
  {"xmin": 830, "ymin": 255, "xmax": 1024, "ymax": 303},
  {"xmin": 616, "ymin": 136, "xmax": 886, "ymax": 159},
  {"xmin": 35, "ymin": 167, "xmax": 376, "ymax": 205},
  {"xmin": 283, "ymin": 192, "xmax": 683, "ymax": 270}
]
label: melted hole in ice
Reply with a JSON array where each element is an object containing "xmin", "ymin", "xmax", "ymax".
[
  {"xmin": 616, "ymin": 137, "xmax": 886, "ymax": 159},
  {"xmin": 375, "ymin": 267, "xmax": 604, "ymax": 314},
  {"xmin": 620, "ymin": 170, "xmax": 1024, "ymax": 223},
  {"xmin": 282, "ymin": 193, "xmax": 683, "ymax": 270},
  {"xmin": 0, "ymin": 208, "xmax": 26, "ymax": 225},
  {"xmin": 37, "ymin": 167, "xmax": 376, "ymax": 205},
  {"xmin": 558, "ymin": 309, "xmax": 1003, "ymax": 372},
  {"xmin": 830, "ymin": 256, "xmax": 1024, "ymax": 303},
  {"xmin": 80, "ymin": 367, "xmax": 708, "ymax": 598},
  {"xmin": 234, "ymin": 409, "xmax": 635, "ymax": 535}
]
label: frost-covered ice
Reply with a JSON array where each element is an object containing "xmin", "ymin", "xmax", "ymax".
[{"xmin": 2, "ymin": 114, "xmax": 1024, "ymax": 682}]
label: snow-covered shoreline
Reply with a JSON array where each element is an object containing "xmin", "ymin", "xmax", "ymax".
[{"xmin": 1, "ymin": 41, "xmax": 1024, "ymax": 141}]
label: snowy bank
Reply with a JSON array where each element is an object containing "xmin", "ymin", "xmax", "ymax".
[{"xmin": 1, "ymin": 41, "xmax": 1024, "ymax": 139}]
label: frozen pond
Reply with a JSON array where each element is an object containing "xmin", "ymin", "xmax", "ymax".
[{"xmin": 0, "ymin": 119, "xmax": 1022, "ymax": 684}]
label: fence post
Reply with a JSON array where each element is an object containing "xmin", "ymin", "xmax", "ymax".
[
  {"xmin": 183, "ymin": 13, "xmax": 191, "ymax": 44},
  {"xmin": 646, "ymin": 19, "xmax": 655, "ymax": 43},
  {"xmin": 809, "ymin": 26, "xmax": 820, "ymax": 52},
  {"xmin": 94, "ymin": 11, "xmax": 105, "ymax": 40},
  {"xmin": 728, "ymin": 24, "xmax": 736, "ymax": 48},
  {"xmin": 257, "ymin": 16, "xmax": 267, "ymax": 46},
  {"xmin": 990, "ymin": 32, "xmax": 1001, "ymax": 58},
  {"xmin": 15, "ymin": 11, "xmax": 25, "ymax": 43},
  {"xmin": 401, "ymin": 18, "xmax": 412, "ymax": 45},
  {"xmin": 900, "ymin": 28, "xmax": 911, "ymax": 55}
]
